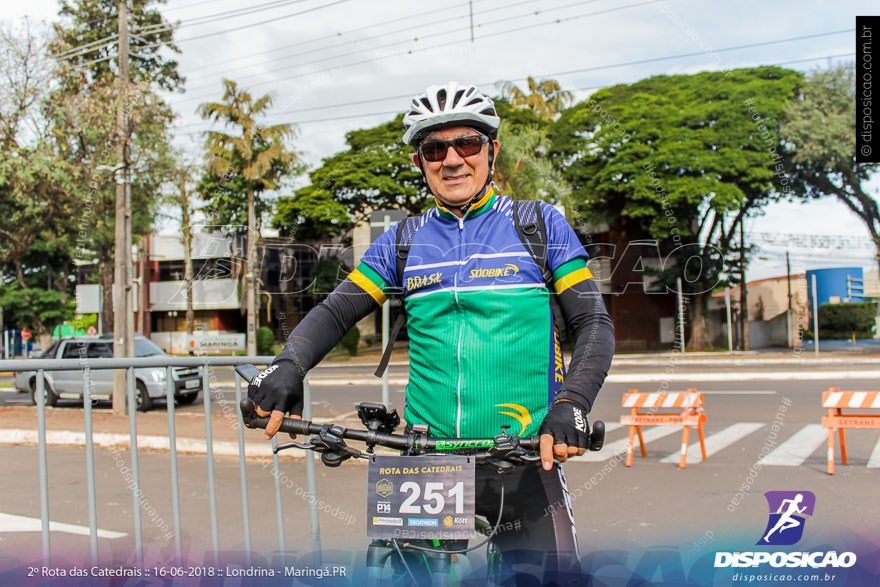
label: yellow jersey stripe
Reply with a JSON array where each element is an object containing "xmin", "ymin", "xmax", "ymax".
[
  {"xmin": 349, "ymin": 268, "xmax": 387, "ymax": 305},
  {"xmin": 554, "ymin": 267, "xmax": 593, "ymax": 293}
]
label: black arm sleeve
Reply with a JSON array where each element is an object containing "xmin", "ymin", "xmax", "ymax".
[
  {"xmin": 274, "ymin": 278, "xmax": 381, "ymax": 373},
  {"xmin": 553, "ymin": 277, "xmax": 615, "ymax": 412}
]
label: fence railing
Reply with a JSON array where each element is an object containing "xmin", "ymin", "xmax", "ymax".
[{"xmin": 0, "ymin": 356, "xmax": 323, "ymax": 568}]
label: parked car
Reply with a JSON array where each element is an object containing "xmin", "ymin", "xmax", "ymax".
[{"xmin": 13, "ymin": 335, "xmax": 202, "ymax": 411}]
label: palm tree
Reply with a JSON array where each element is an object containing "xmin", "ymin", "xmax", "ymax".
[
  {"xmin": 198, "ymin": 80, "xmax": 299, "ymax": 356},
  {"xmin": 494, "ymin": 125, "xmax": 572, "ymax": 214},
  {"xmin": 497, "ymin": 76, "xmax": 574, "ymax": 120}
]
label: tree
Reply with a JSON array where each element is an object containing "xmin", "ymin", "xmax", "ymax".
[
  {"xmin": 491, "ymin": 97, "xmax": 572, "ymax": 211},
  {"xmin": 52, "ymin": 0, "xmax": 182, "ymax": 91},
  {"xmin": 551, "ymin": 67, "xmax": 803, "ymax": 350},
  {"xmin": 158, "ymin": 155, "xmax": 201, "ymax": 344},
  {"xmin": 274, "ymin": 114, "xmax": 425, "ymax": 241},
  {"xmin": 497, "ymin": 76, "xmax": 574, "ymax": 120},
  {"xmin": 781, "ymin": 65, "xmax": 880, "ymax": 262},
  {"xmin": 48, "ymin": 0, "xmax": 181, "ymax": 332},
  {"xmin": 0, "ymin": 21, "xmax": 82, "ymax": 346},
  {"xmin": 198, "ymin": 79, "xmax": 301, "ymax": 355}
]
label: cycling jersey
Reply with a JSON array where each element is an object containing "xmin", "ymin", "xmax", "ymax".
[{"xmin": 349, "ymin": 187, "xmax": 594, "ymax": 438}]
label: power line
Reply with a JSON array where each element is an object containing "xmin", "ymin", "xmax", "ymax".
[
  {"xmin": 172, "ymin": 0, "xmax": 355, "ymax": 43},
  {"xmin": 182, "ymin": 0, "xmax": 596, "ymax": 96},
  {"xmin": 183, "ymin": 0, "xmax": 525, "ymax": 83},
  {"xmin": 174, "ymin": 50, "xmax": 852, "ymax": 136},
  {"xmin": 179, "ymin": 48, "xmax": 851, "ymax": 132},
  {"xmin": 177, "ymin": 0, "xmax": 653, "ymax": 103},
  {"xmin": 172, "ymin": 30, "xmax": 855, "ymax": 132},
  {"xmin": 137, "ymin": 0, "xmax": 313, "ymax": 36},
  {"xmin": 162, "ymin": 0, "xmax": 227, "ymax": 13},
  {"xmin": 538, "ymin": 28, "xmax": 853, "ymax": 81},
  {"xmin": 56, "ymin": 33, "xmax": 119, "ymax": 60}
]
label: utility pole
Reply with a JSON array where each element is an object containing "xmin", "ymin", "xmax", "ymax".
[
  {"xmin": 469, "ymin": 1, "xmax": 474, "ymax": 42},
  {"xmin": 112, "ymin": 1, "xmax": 130, "ymax": 415},
  {"xmin": 739, "ymin": 214, "xmax": 749, "ymax": 351},
  {"xmin": 786, "ymin": 250, "xmax": 793, "ymax": 347},
  {"xmin": 246, "ymin": 189, "xmax": 257, "ymax": 356}
]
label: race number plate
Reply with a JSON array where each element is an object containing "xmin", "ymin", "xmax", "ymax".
[{"xmin": 367, "ymin": 455, "xmax": 475, "ymax": 539}]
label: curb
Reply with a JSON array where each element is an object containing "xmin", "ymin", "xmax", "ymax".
[{"xmin": 0, "ymin": 429, "xmax": 302, "ymax": 459}]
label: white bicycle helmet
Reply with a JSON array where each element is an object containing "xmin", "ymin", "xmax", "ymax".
[{"xmin": 402, "ymin": 81, "xmax": 500, "ymax": 146}]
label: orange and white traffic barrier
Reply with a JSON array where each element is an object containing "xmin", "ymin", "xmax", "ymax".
[
  {"xmin": 821, "ymin": 388, "xmax": 880, "ymax": 475},
  {"xmin": 620, "ymin": 389, "xmax": 707, "ymax": 469}
]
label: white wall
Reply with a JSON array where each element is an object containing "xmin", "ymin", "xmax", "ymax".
[{"xmin": 150, "ymin": 279, "xmax": 240, "ymax": 311}]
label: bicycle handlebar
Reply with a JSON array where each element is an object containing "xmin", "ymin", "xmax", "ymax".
[
  {"xmin": 238, "ymin": 400, "xmax": 543, "ymax": 451},
  {"xmin": 235, "ymin": 364, "xmax": 604, "ymax": 458}
]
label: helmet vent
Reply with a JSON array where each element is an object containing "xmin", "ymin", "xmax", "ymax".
[{"xmin": 452, "ymin": 89, "xmax": 466, "ymax": 108}]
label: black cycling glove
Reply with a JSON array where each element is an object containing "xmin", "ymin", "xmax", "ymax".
[
  {"xmin": 247, "ymin": 360, "xmax": 305, "ymax": 417},
  {"xmin": 539, "ymin": 400, "xmax": 590, "ymax": 449}
]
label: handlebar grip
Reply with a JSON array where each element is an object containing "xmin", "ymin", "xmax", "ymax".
[
  {"xmin": 589, "ymin": 420, "xmax": 605, "ymax": 451},
  {"xmin": 238, "ymin": 399, "xmax": 313, "ymax": 436}
]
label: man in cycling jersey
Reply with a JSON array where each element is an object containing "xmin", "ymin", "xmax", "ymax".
[{"xmin": 249, "ymin": 81, "xmax": 614, "ymax": 581}]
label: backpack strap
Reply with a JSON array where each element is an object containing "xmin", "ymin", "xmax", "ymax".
[
  {"xmin": 513, "ymin": 199, "xmax": 553, "ymax": 287},
  {"xmin": 394, "ymin": 215, "xmax": 421, "ymax": 289},
  {"xmin": 374, "ymin": 215, "xmax": 420, "ymax": 379}
]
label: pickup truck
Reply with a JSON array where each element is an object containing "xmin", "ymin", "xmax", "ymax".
[{"xmin": 13, "ymin": 335, "xmax": 202, "ymax": 411}]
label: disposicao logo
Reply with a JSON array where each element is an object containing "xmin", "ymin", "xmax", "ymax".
[
  {"xmin": 714, "ymin": 490, "xmax": 857, "ymax": 570},
  {"xmin": 758, "ymin": 490, "xmax": 815, "ymax": 546}
]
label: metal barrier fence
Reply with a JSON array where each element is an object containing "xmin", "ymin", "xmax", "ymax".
[{"xmin": 0, "ymin": 356, "xmax": 323, "ymax": 568}]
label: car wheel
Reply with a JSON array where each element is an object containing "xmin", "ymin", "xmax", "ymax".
[
  {"xmin": 175, "ymin": 391, "xmax": 199, "ymax": 405},
  {"xmin": 30, "ymin": 378, "xmax": 58, "ymax": 407},
  {"xmin": 135, "ymin": 380, "xmax": 153, "ymax": 412}
]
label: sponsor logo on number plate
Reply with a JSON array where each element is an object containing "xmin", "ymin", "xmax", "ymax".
[
  {"xmin": 375, "ymin": 478, "xmax": 393, "ymax": 498},
  {"xmin": 408, "ymin": 518, "xmax": 439, "ymax": 527},
  {"xmin": 372, "ymin": 517, "xmax": 403, "ymax": 527}
]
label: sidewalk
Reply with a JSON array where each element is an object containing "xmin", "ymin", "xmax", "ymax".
[{"xmin": 0, "ymin": 402, "xmax": 300, "ymax": 459}]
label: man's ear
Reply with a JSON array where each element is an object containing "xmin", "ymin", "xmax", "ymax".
[{"xmin": 411, "ymin": 152, "xmax": 421, "ymax": 168}]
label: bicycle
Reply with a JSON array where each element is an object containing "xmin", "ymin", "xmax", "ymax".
[{"xmin": 235, "ymin": 364, "xmax": 605, "ymax": 586}]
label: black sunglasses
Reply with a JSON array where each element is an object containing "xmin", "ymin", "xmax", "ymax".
[{"xmin": 419, "ymin": 134, "xmax": 489, "ymax": 162}]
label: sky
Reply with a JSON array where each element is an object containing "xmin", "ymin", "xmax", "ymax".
[{"xmin": 4, "ymin": 0, "xmax": 878, "ymax": 281}]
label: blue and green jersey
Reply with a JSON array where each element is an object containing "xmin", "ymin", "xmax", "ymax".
[{"xmin": 350, "ymin": 189, "xmax": 593, "ymax": 438}]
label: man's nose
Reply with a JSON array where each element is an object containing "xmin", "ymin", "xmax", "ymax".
[{"xmin": 442, "ymin": 144, "xmax": 465, "ymax": 165}]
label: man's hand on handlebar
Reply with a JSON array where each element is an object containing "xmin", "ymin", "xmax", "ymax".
[
  {"xmin": 246, "ymin": 360, "xmax": 304, "ymax": 439},
  {"xmin": 538, "ymin": 399, "xmax": 590, "ymax": 470}
]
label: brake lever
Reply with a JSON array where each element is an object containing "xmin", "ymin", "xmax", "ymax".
[{"xmin": 273, "ymin": 441, "xmax": 315, "ymax": 453}]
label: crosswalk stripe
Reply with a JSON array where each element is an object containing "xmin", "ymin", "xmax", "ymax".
[
  {"xmin": 868, "ymin": 437, "xmax": 880, "ymax": 469},
  {"xmin": 757, "ymin": 424, "xmax": 827, "ymax": 466},
  {"xmin": 570, "ymin": 425, "xmax": 679, "ymax": 462},
  {"xmin": 659, "ymin": 423, "xmax": 765, "ymax": 464}
]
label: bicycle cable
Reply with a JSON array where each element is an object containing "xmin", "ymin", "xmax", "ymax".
[
  {"xmin": 392, "ymin": 483, "xmax": 506, "ymax": 555},
  {"xmin": 390, "ymin": 537, "xmax": 419, "ymax": 584}
]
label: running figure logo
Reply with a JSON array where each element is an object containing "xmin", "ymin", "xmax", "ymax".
[{"xmin": 757, "ymin": 491, "xmax": 816, "ymax": 546}]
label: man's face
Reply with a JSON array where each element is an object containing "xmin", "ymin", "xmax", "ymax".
[{"xmin": 412, "ymin": 126, "xmax": 500, "ymax": 209}]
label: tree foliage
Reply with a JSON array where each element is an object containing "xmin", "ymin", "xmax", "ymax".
[
  {"xmin": 273, "ymin": 114, "xmax": 425, "ymax": 240},
  {"xmin": 551, "ymin": 66, "xmax": 803, "ymax": 349},
  {"xmin": 198, "ymin": 79, "xmax": 301, "ymax": 232},
  {"xmin": 492, "ymin": 97, "xmax": 571, "ymax": 209},
  {"xmin": 39, "ymin": 0, "xmax": 181, "ymax": 330},
  {"xmin": 781, "ymin": 65, "xmax": 880, "ymax": 261},
  {"xmin": 497, "ymin": 76, "xmax": 574, "ymax": 120},
  {"xmin": 0, "ymin": 22, "xmax": 82, "ymax": 339},
  {"xmin": 52, "ymin": 0, "xmax": 182, "ymax": 92}
]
